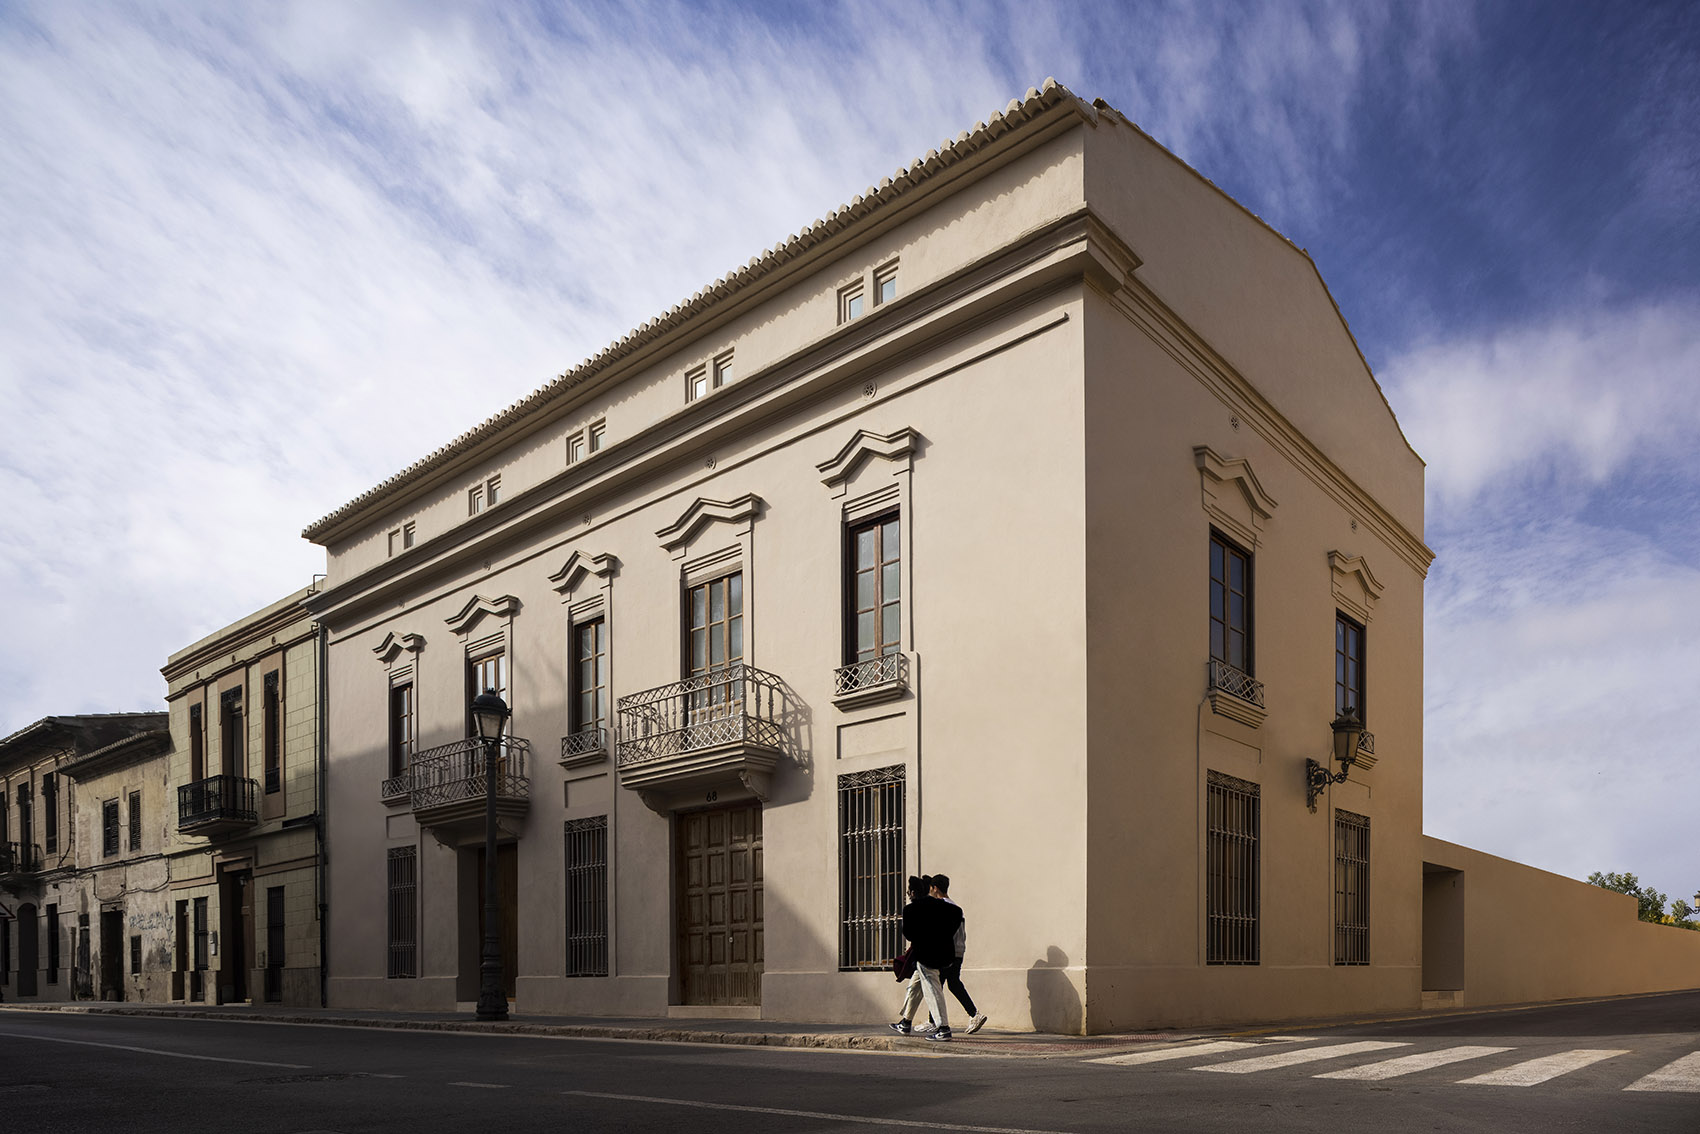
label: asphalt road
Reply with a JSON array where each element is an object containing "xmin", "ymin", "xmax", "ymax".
[{"xmin": 1, "ymin": 992, "xmax": 1697, "ymax": 1133}]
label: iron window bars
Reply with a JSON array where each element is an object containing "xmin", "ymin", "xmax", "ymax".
[
  {"xmin": 1334, "ymin": 810, "xmax": 1370, "ymax": 965},
  {"xmin": 838, "ymin": 764, "xmax": 906, "ymax": 971},
  {"xmin": 564, "ymin": 817, "xmax": 610, "ymax": 977},
  {"xmin": 386, "ymin": 846, "xmax": 418, "ymax": 979},
  {"xmin": 1206, "ymin": 770, "xmax": 1260, "ymax": 965}
]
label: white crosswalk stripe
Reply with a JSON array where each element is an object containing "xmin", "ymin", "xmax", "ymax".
[
  {"xmin": 1456, "ymin": 1049, "xmax": 1630, "ymax": 1086},
  {"xmin": 1193, "ymin": 1040, "xmax": 1409, "ymax": 1073},
  {"xmin": 1087, "ymin": 1041, "xmax": 1273, "ymax": 1066},
  {"xmin": 1624, "ymin": 1051, "xmax": 1700, "ymax": 1092},
  {"xmin": 1314, "ymin": 1045, "xmax": 1513, "ymax": 1080}
]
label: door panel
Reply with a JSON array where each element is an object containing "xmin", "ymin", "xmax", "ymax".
[{"xmin": 677, "ymin": 802, "xmax": 763, "ymax": 1006}]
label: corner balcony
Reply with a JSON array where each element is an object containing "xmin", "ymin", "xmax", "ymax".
[
  {"xmin": 616, "ymin": 663, "xmax": 793, "ymax": 811},
  {"xmin": 1206, "ymin": 659, "xmax": 1266, "ymax": 728},
  {"xmin": 177, "ymin": 775, "xmax": 259, "ymax": 837},
  {"xmin": 401, "ymin": 736, "xmax": 531, "ymax": 843},
  {"xmin": 1, "ymin": 841, "xmax": 42, "ymax": 881},
  {"xmin": 832, "ymin": 652, "xmax": 909, "ymax": 710}
]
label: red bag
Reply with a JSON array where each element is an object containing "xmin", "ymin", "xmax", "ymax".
[{"xmin": 892, "ymin": 947, "xmax": 916, "ymax": 982}]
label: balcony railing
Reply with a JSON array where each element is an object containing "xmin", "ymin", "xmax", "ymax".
[
  {"xmin": 832, "ymin": 652, "xmax": 909, "ymax": 709},
  {"xmin": 405, "ymin": 736, "xmax": 531, "ymax": 812},
  {"xmin": 1208, "ymin": 659, "xmax": 1265, "ymax": 706},
  {"xmin": 560, "ymin": 726, "xmax": 609, "ymax": 768},
  {"xmin": 616, "ymin": 663, "xmax": 787, "ymax": 767},
  {"xmin": 1, "ymin": 841, "xmax": 42, "ymax": 876},
  {"xmin": 177, "ymin": 775, "xmax": 258, "ymax": 834}
]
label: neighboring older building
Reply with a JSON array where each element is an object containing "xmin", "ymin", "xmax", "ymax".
[
  {"xmin": 303, "ymin": 83, "xmax": 1698, "ymax": 1031},
  {"xmin": 161, "ymin": 588, "xmax": 324, "ymax": 1006},
  {"xmin": 1, "ymin": 713, "xmax": 168, "ymax": 1001}
]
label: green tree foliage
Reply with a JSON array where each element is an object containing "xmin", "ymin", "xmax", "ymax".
[
  {"xmin": 1586, "ymin": 871, "xmax": 1669, "ymax": 923},
  {"xmin": 1668, "ymin": 896, "xmax": 1699, "ymax": 931}
]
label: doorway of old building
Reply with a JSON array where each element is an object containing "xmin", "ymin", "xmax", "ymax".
[
  {"xmin": 99, "ymin": 909, "xmax": 124, "ymax": 1001},
  {"xmin": 16, "ymin": 904, "xmax": 38, "ymax": 997},
  {"xmin": 468, "ymin": 843, "xmax": 518, "ymax": 999},
  {"xmin": 219, "ymin": 868, "xmax": 253, "ymax": 1003},
  {"xmin": 676, "ymin": 802, "xmax": 763, "ymax": 1006}
]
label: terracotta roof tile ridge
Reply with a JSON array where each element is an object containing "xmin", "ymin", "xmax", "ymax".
[{"xmin": 302, "ymin": 79, "xmax": 1084, "ymax": 542}]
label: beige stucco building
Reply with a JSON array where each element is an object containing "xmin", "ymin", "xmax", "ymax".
[
  {"xmin": 160, "ymin": 587, "xmax": 325, "ymax": 1006},
  {"xmin": 1, "ymin": 713, "xmax": 170, "ymax": 1002},
  {"xmin": 303, "ymin": 82, "xmax": 1698, "ymax": 1031}
]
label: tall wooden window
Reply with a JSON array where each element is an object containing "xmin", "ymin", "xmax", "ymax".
[
  {"xmin": 1209, "ymin": 532, "xmax": 1253, "ymax": 676},
  {"xmin": 389, "ymin": 683, "xmax": 416, "ymax": 778},
  {"xmin": 0, "ymin": 788, "xmax": 7, "ymax": 847},
  {"xmin": 387, "ymin": 847, "xmax": 418, "ymax": 979},
  {"xmin": 219, "ymin": 688, "xmax": 244, "ymax": 778},
  {"xmin": 564, "ymin": 817, "xmax": 609, "ymax": 977},
  {"xmin": 128, "ymin": 790, "xmax": 142, "ymax": 852},
  {"xmin": 838, "ymin": 765, "xmax": 905, "ymax": 971},
  {"xmin": 130, "ymin": 935, "xmax": 142, "ymax": 976},
  {"xmin": 1206, "ymin": 770, "xmax": 1260, "ymax": 965},
  {"xmin": 686, "ymin": 573, "xmax": 743, "ymax": 722},
  {"xmin": 16, "ymin": 782, "xmax": 32, "ymax": 855},
  {"xmin": 262, "ymin": 670, "xmax": 281, "ymax": 794},
  {"xmin": 2, "ymin": 915, "xmax": 10, "ymax": 986},
  {"xmin": 1335, "ymin": 613, "xmax": 1366, "ymax": 721},
  {"xmin": 192, "ymin": 897, "xmax": 209, "ymax": 974},
  {"xmin": 846, "ymin": 514, "xmax": 901, "ymax": 664},
  {"xmin": 1335, "ymin": 810, "xmax": 1370, "ymax": 965},
  {"xmin": 42, "ymin": 774, "xmax": 57, "ymax": 855},
  {"xmin": 466, "ymin": 651, "xmax": 508, "ymax": 735},
  {"xmin": 102, "ymin": 799, "xmax": 120, "ymax": 858},
  {"xmin": 189, "ymin": 703, "xmax": 205, "ymax": 781},
  {"xmin": 573, "ymin": 619, "xmax": 608, "ymax": 735}
]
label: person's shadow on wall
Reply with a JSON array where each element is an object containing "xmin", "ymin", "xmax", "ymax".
[{"xmin": 1026, "ymin": 945, "xmax": 1083, "ymax": 1034}]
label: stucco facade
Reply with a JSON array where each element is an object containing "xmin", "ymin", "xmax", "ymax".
[
  {"xmin": 160, "ymin": 588, "xmax": 324, "ymax": 1007},
  {"xmin": 303, "ymin": 83, "xmax": 1697, "ymax": 1031}
]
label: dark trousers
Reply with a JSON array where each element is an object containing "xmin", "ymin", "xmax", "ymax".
[{"xmin": 940, "ymin": 956, "xmax": 976, "ymax": 1017}]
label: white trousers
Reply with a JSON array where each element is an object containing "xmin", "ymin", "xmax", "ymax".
[{"xmin": 899, "ymin": 962, "xmax": 950, "ymax": 1030}]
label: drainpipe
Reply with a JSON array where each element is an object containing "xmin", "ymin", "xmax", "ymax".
[{"xmin": 316, "ymin": 616, "xmax": 330, "ymax": 1009}]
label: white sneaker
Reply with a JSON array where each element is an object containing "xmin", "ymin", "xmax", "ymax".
[
  {"xmin": 917, "ymin": 1022, "xmax": 937, "ymax": 1036},
  {"xmin": 965, "ymin": 1014, "xmax": 988, "ymax": 1035}
]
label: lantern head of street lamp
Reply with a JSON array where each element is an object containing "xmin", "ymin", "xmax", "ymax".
[
  {"xmin": 471, "ymin": 689, "xmax": 510, "ymax": 743},
  {"xmin": 1307, "ymin": 707, "xmax": 1369, "ymax": 813}
]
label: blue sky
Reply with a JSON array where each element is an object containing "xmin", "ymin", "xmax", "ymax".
[{"xmin": 2, "ymin": 1, "xmax": 1696, "ymax": 905}]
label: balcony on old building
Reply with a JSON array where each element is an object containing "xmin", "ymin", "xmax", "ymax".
[
  {"xmin": 560, "ymin": 725, "xmax": 609, "ymax": 770},
  {"xmin": 177, "ymin": 775, "xmax": 259, "ymax": 836},
  {"xmin": 616, "ymin": 663, "xmax": 793, "ymax": 810},
  {"xmin": 400, "ymin": 736, "xmax": 531, "ymax": 843},
  {"xmin": 1, "ymin": 841, "xmax": 42, "ymax": 880},
  {"xmin": 832, "ymin": 652, "xmax": 909, "ymax": 710},
  {"xmin": 1206, "ymin": 658, "xmax": 1267, "ymax": 728}
]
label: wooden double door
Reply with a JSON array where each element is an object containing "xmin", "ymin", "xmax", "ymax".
[{"xmin": 677, "ymin": 802, "xmax": 763, "ymax": 1006}]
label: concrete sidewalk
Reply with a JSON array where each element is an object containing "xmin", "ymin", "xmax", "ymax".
[{"xmin": 0, "ymin": 999, "xmax": 1202, "ymax": 1057}]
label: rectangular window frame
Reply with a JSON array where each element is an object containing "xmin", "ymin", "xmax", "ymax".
[
  {"xmin": 387, "ymin": 846, "xmax": 418, "ymax": 979},
  {"xmin": 46, "ymin": 903, "xmax": 60, "ymax": 982},
  {"xmin": 43, "ymin": 773, "xmax": 57, "ymax": 856},
  {"xmin": 838, "ymin": 281, "xmax": 865, "ymax": 324},
  {"xmin": 568, "ymin": 432, "xmax": 586, "ymax": 463},
  {"xmin": 686, "ymin": 365, "xmax": 710, "ymax": 402},
  {"xmin": 837, "ymin": 765, "xmax": 906, "ymax": 971},
  {"xmin": 1206, "ymin": 770, "xmax": 1260, "ymax": 966},
  {"xmin": 588, "ymin": 421, "xmax": 606, "ymax": 452},
  {"xmin": 465, "ymin": 650, "xmax": 508, "ymax": 737},
  {"xmin": 102, "ymin": 798, "xmax": 120, "ymax": 858},
  {"xmin": 1209, "ymin": 530, "xmax": 1254, "ymax": 678},
  {"xmin": 128, "ymin": 790, "xmax": 142, "ymax": 852},
  {"xmin": 874, "ymin": 261, "xmax": 899, "ymax": 306},
  {"xmin": 1335, "ymin": 612, "xmax": 1366, "ymax": 722},
  {"xmin": 1334, "ymin": 810, "xmax": 1371, "ymax": 965},
  {"xmin": 572, "ymin": 618, "xmax": 609, "ymax": 736},
  {"xmin": 219, "ymin": 688, "xmax": 244, "ymax": 779},
  {"xmin": 263, "ymin": 669, "xmax": 281, "ymax": 795},
  {"xmin": 189, "ymin": 703, "xmax": 205, "ymax": 782},
  {"xmin": 130, "ymin": 934, "xmax": 142, "ymax": 976},
  {"xmin": 389, "ymin": 681, "xmax": 416, "ymax": 779},
  {"xmin": 844, "ymin": 511, "xmax": 902, "ymax": 665},
  {"xmin": 564, "ymin": 816, "xmax": 609, "ymax": 977}
]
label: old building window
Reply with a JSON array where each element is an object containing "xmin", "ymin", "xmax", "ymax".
[
  {"xmin": 838, "ymin": 764, "xmax": 905, "ymax": 970},
  {"xmin": 838, "ymin": 281, "xmax": 864, "ymax": 323},
  {"xmin": 573, "ymin": 619, "xmax": 608, "ymax": 736},
  {"xmin": 389, "ymin": 682, "xmax": 416, "ymax": 779},
  {"xmin": 266, "ymin": 886, "xmax": 285, "ymax": 1002},
  {"xmin": 686, "ymin": 570, "xmax": 743, "ymax": 725},
  {"xmin": 686, "ymin": 354, "xmax": 734, "ymax": 402},
  {"xmin": 46, "ymin": 903, "xmax": 60, "ymax": 982},
  {"xmin": 568, "ymin": 432, "xmax": 586, "ymax": 463},
  {"xmin": 1210, "ymin": 531, "xmax": 1253, "ymax": 678},
  {"xmin": 42, "ymin": 773, "xmax": 57, "ymax": 855},
  {"xmin": 564, "ymin": 817, "xmax": 609, "ymax": 977},
  {"xmin": 466, "ymin": 650, "xmax": 508, "ymax": 737},
  {"xmin": 189, "ymin": 703, "xmax": 205, "ymax": 781},
  {"xmin": 130, "ymin": 934, "xmax": 142, "ymax": 976},
  {"xmin": 588, "ymin": 421, "xmax": 606, "ymax": 452},
  {"xmin": 1206, "ymin": 770, "xmax": 1260, "ymax": 965},
  {"xmin": 16, "ymin": 782, "xmax": 31, "ymax": 856},
  {"xmin": 874, "ymin": 262, "xmax": 899, "ymax": 305},
  {"xmin": 469, "ymin": 475, "xmax": 500, "ymax": 515},
  {"xmin": 263, "ymin": 669, "xmax": 281, "ymax": 795},
  {"xmin": 219, "ymin": 689, "xmax": 244, "ymax": 778},
  {"xmin": 1335, "ymin": 810, "xmax": 1370, "ymax": 965},
  {"xmin": 102, "ymin": 799, "xmax": 119, "ymax": 858},
  {"xmin": 192, "ymin": 897, "xmax": 209, "ymax": 980},
  {"xmin": 387, "ymin": 846, "xmax": 417, "ymax": 979},
  {"xmin": 128, "ymin": 790, "xmax": 142, "ymax": 852},
  {"xmin": 686, "ymin": 365, "xmax": 710, "ymax": 401},
  {"xmin": 1336, "ymin": 613, "xmax": 1366, "ymax": 721},
  {"xmin": 846, "ymin": 513, "xmax": 901, "ymax": 664},
  {"xmin": 713, "ymin": 352, "xmax": 733, "ymax": 388}
]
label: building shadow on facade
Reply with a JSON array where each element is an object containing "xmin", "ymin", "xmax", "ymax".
[{"xmin": 1026, "ymin": 945, "xmax": 1082, "ymax": 1034}]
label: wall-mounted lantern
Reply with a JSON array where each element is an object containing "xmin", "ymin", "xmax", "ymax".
[{"xmin": 1306, "ymin": 708, "xmax": 1374, "ymax": 812}]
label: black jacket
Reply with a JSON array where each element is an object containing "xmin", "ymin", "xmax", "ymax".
[{"xmin": 901, "ymin": 896, "xmax": 964, "ymax": 969}]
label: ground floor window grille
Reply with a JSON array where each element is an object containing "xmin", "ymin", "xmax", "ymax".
[
  {"xmin": 838, "ymin": 764, "xmax": 905, "ymax": 971},
  {"xmin": 191, "ymin": 897, "xmax": 208, "ymax": 1001},
  {"xmin": 1206, "ymin": 770, "xmax": 1260, "ymax": 965},
  {"xmin": 1334, "ymin": 809, "xmax": 1370, "ymax": 965},
  {"xmin": 387, "ymin": 846, "xmax": 418, "ymax": 979},
  {"xmin": 564, "ymin": 817, "xmax": 609, "ymax": 977},
  {"xmin": 130, "ymin": 934, "xmax": 142, "ymax": 976}
]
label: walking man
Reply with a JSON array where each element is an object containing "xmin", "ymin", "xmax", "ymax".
[
  {"xmin": 889, "ymin": 875, "xmax": 962, "ymax": 1041},
  {"xmin": 929, "ymin": 874, "xmax": 988, "ymax": 1035}
]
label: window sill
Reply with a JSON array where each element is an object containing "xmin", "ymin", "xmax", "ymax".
[{"xmin": 832, "ymin": 654, "xmax": 910, "ymax": 712}]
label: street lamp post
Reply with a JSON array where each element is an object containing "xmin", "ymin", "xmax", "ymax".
[{"xmin": 471, "ymin": 689, "xmax": 511, "ymax": 1022}]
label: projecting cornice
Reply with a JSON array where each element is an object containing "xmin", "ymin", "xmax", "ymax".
[
  {"xmin": 549, "ymin": 551, "xmax": 619, "ymax": 595},
  {"xmin": 1329, "ymin": 551, "xmax": 1385, "ymax": 624},
  {"xmin": 444, "ymin": 594, "xmax": 520, "ymax": 636},
  {"xmin": 817, "ymin": 428, "xmax": 922, "ymax": 489},
  {"xmin": 372, "ymin": 631, "xmax": 426, "ymax": 664},
  {"xmin": 656, "ymin": 495, "xmax": 764, "ymax": 554}
]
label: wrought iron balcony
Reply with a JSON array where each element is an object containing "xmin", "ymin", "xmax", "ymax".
[
  {"xmin": 177, "ymin": 775, "xmax": 259, "ymax": 836},
  {"xmin": 560, "ymin": 726, "xmax": 609, "ymax": 769},
  {"xmin": 1206, "ymin": 659, "xmax": 1267, "ymax": 727},
  {"xmin": 401, "ymin": 736, "xmax": 531, "ymax": 839},
  {"xmin": 1354, "ymin": 729, "xmax": 1377, "ymax": 771},
  {"xmin": 832, "ymin": 652, "xmax": 909, "ymax": 710},
  {"xmin": 1, "ymin": 841, "xmax": 42, "ymax": 878},
  {"xmin": 616, "ymin": 663, "xmax": 793, "ymax": 807}
]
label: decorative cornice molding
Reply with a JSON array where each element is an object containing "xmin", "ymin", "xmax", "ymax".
[
  {"xmin": 656, "ymin": 495, "xmax": 763, "ymax": 553},
  {"xmin": 1195, "ymin": 445, "xmax": 1277, "ymax": 549},
  {"xmin": 817, "ymin": 427, "xmax": 922, "ymax": 489},
  {"xmin": 548, "ymin": 551, "xmax": 619, "ymax": 596},
  {"xmin": 1195, "ymin": 446, "xmax": 1278, "ymax": 519},
  {"xmin": 1330, "ymin": 551, "xmax": 1385, "ymax": 623},
  {"xmin": 372, "ymin": 631, "xmax": 426, "ymax": 665},
  {"xmin": 444, "ymin": 594, "xmax": 520, "ymax": 636}
]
